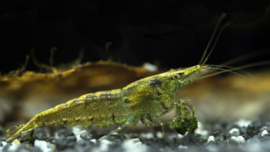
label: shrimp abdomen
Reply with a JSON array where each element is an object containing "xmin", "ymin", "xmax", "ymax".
[{"xmin": 7, "ymin": 89, "xmax": 131, "ymax": 142}]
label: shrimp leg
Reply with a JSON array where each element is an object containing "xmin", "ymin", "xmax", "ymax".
[
  {"xmin": 99, "ymin": 121, "xmax": 135, "ymax": 140},
  {"xmin": 170, "ymin": 99, "xmax": 198, "ymax": 134}
]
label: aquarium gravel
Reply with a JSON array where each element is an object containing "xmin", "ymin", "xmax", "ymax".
[{"xmin": 1, "ymin": 119, "xmax": 270, "ymax": 152}]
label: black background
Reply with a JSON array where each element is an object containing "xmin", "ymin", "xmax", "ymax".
[{"xmin": 1, "ymin": 0, "xmax": 270, "ymax": 74}]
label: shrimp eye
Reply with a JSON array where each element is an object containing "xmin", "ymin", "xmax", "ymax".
[
  {"xmin": 171, "ymin": 73, "xmax": 185, "ymax": 80},
  {"xmin": 171, "ymin": 73, "xmax": 180, "ymax": 80}
]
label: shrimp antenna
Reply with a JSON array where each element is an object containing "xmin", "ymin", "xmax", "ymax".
[
  {"xmin": 201, "ymin": 21, "xmax": 231, "ymax": 65},
  {"xmin": 198, "ymin": 13, "xmax": 227, "ymax": 65},
  {"xmin": 221, "ymin": 50, "xmax": 270, "ymax": 66}
]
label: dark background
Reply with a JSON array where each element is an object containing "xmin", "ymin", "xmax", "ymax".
[{"xmin": 1, "ymin": 0, "xmax": 270, "ymax": 74}]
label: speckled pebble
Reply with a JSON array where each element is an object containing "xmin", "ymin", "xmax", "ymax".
[
  {"xmin": 156, "ymin": 132, "xmax": 163, "ymax": 138},
  {"xmin": 34, "ymin": 128, "xmax": 49, "ymax": 140},
  {"xmin": 7, "ymin": 143, "xmax": 20, "ymax": 152},
  {"xmin": 196, "ymin": 130, "xmax": 208, "ymax": 138},
  {"xmin": 72, "ymin": 127, "xmax": 82, "ymax": 136},
  {"xmin": 247, "ymin": 124, "xmax": 258, "ymax": 137},
  {"xmin": 128, "ymin": 138, "xmax": 142, "ymax": 146},
  {"xmin": 101, "ymin": 134, "xmax": 127, "ymax": 143},
  {"xmin": 99, "ymin": 139, "xmax": 114, "ymax": 151},
  {"xmin": 17, "ymin": 144, "xmax": 42, "ymax": 152},
  {"xmin": 80, "ymin": 131, "xmax": 92, "ymax": 140},
  {"xmin": 56, "ymin": 129, "xmax": 74, "ymax": 138},
  {"xmin": 207, "ymin": 136, "xmax": 215, "ymax": 143},
  {"xmin": 143, "ymin": 133, "xmax": 154, "ymax": 139},
  {"xmin": 230, "ymin": 136, "xmax": 245, "ymax": 144},
  {"xmin": 67, "ymin": 136, "xmax": 77, "ymax": 143},
  {"xmin": 215, "ymin": 134, "xmax": 226, "ymax": 143},
  {"xmin": 229, "ymin": 128, "xmax": 240, "ymax": 136},
  {"xmin": 55, "ymin": 135, "xmax": 77, "ymax": 150},
  {"xmin": 90, "ymin": 139, "xmax": 97, "ymax": 144},
  {"xmin": 76, "ymin": 130, "xmax": 86, "ymax": 141},
  {"xmin": 34, "ymin": 139, "xmax": 55, "ymax": 152},
  {"xmin": 261, "ymin": 130, "xmax": 269, "ymax": 137},
  {"xmin": 11, "ymin": 139, "xmax": 21, "ymax": 146},
  {"xmin": 76, "ymin": 140, "xmax": 91, "ymax": 147},
  {"xmin": 234, "ymin": 119, "xmax": 251, "ymax": 128},
  {"xmin": 123, "ymin": 138, "xmax": 148, "ymax": 152},
  {"xmin": 1, "ymin": 142, "xmax": 7, "ymax": 147},
  {"xmin": 205, "ymin": 143, "xmax": 218, "ymax": 152},
  {"xmin": 195, "ymin": 122, "xmax": 209, "ymax": 138},
  {"xmin": 178, "ymin": 145, "xmax": 188, "ymax": 150}
]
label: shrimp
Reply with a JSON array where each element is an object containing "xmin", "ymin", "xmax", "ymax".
[
  {"xmin": 7, "ymin": 64, "xmax": 211, "ymax": 141},
  {"xmin": 6, "ymin": 13, "xmax": 232, "ymax": 142}
]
